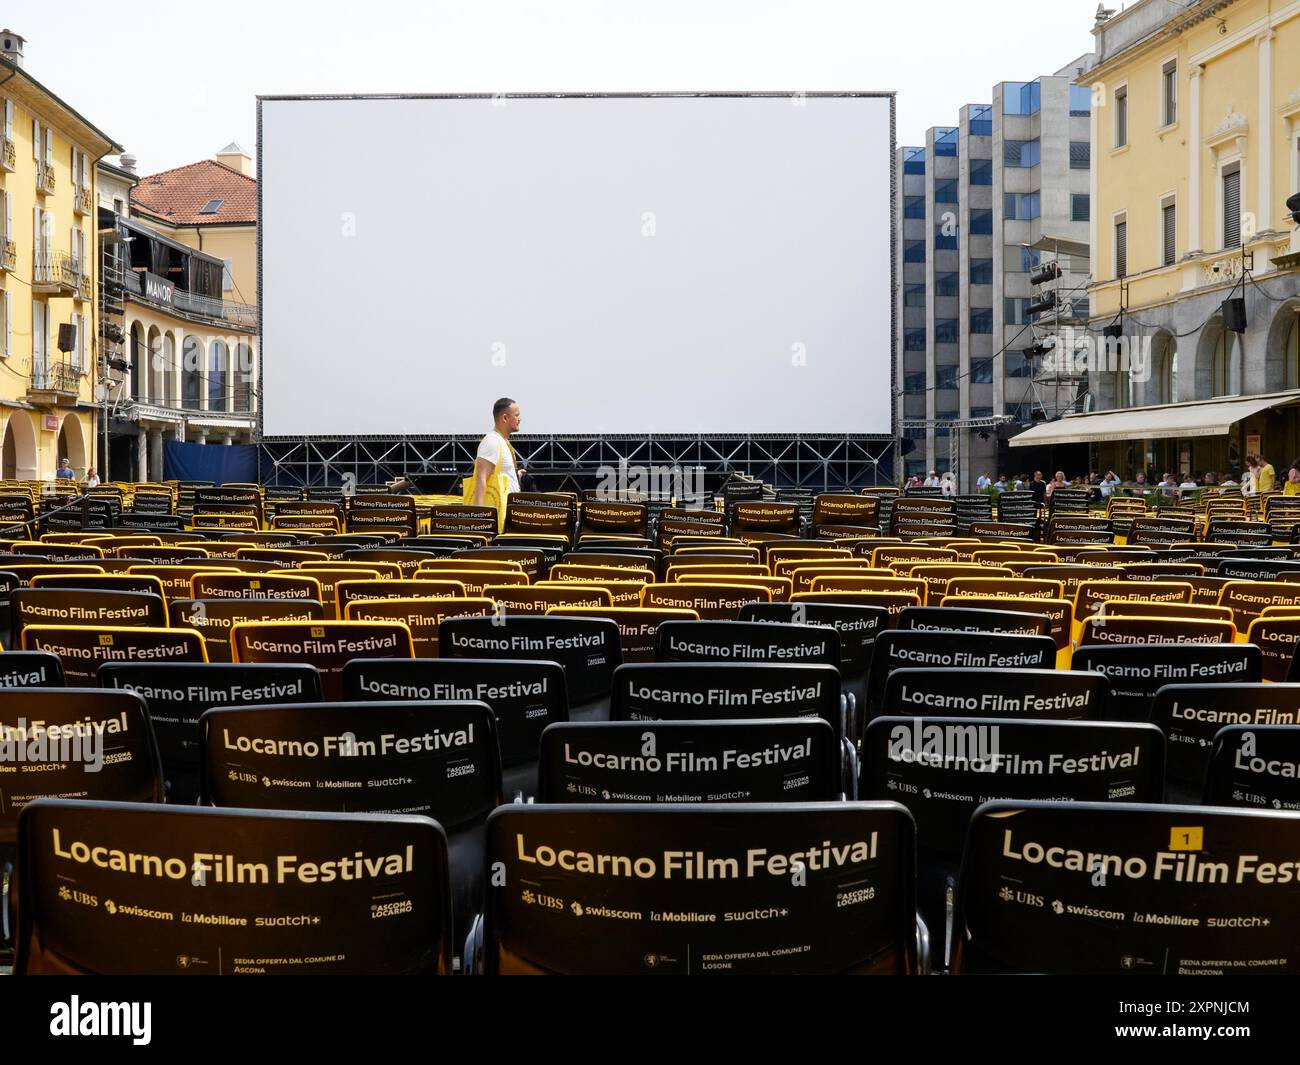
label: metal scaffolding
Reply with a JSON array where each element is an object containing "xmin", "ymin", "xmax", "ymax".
[{"xmin": 258, "ymin": 434, "xmax": 897, "ymax": 492}]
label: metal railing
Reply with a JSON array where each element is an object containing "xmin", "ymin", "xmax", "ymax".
[
  {"xmin": 33, "ymin": 249, "xmax": 82, "ymax": 290},
  {"xmin": 0, "ymin": 238, "xmax": 13, "ymax": 272},
  {"xmin": 173, "ymin": 288, "xmax": 258, "ymax": 329},
  {"xmin": 74, "ymin": 184, "xmax": 93, "ymax": 215},
  {"xmin": 123, "ymin": 269, "xmax": 258, "ymax": 329},
  {"xmin": 0, "ymin": 136, "xmax": 14, "ymax": 171},
  {"xmin": 29, "ymin": 359, "xmax": 82, "ymax": 395},
  {"xmin": 35, "ymin": 161, "xmax": 55, "ymax": 194}
]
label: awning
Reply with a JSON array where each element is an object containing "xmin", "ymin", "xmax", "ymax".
[{"xmin": 1009, "ymin": 391, "xmax": 1300, "ymax": 447}]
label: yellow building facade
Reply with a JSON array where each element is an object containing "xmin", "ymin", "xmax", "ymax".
[
  {"xmin": 1079, "ymin": 0, "xmax": 1300, "ymax": 477},
  {"xmin": 0, "ymin": 31, "xmax": 119, "ymax": 480}
]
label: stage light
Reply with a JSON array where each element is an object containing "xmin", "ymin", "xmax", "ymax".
[
  {"xmin": 1027, "ymin": 292, "xmax": 1057, "ymax": 317},
  {"xmin": 1287, "ymin": 192, "xmax": 1300, "ymax": 225},
  {"xmin": 1101, "ymin": 321, "xmax": 1123, "ymax": 340},
  {"xmin": 1030, "ymin": 261, "xmax": 1061, "ymax": 286}
]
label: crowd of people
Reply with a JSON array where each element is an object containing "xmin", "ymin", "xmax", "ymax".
[{"xmin": 907, "ymin": 454, "xmax": 1300, "ymax": 500}]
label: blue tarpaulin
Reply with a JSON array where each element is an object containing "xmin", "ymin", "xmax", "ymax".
[{"xmin": 163, "ymin": 441, "xmax": 258, "ymax": 484}]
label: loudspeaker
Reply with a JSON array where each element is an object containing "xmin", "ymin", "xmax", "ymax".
[
  {"xmin": 1222, "ymin": 297, "xmax": 1247, "ymax": 334},
  {"xmin": 57, "ymin": 323, "xmax": 76, "ymax": 353}
]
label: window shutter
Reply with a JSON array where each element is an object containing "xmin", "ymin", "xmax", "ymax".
[
  {"xmin": 32, "ymin": 118, "xmax": 39, "ymax": 159},
  {"xmin": 44, "ymin": 127, "xmax": 52, "ymax": 165},
  {"xmin": 3, "ymin": 291, "xmax": 10, "ymax": 357},
  {"xmin": 1223, "ymin": 168, "xmax": 1241, "ymax": 248},
  {"xmin": 1163, "ymin": 202, "xmax": 1176, "ymax": 266},
  {"xmin": 1115, "ymin": 221, "xmax": 1127, "ymax": 278}
]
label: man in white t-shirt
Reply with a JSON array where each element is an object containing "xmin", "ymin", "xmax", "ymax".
[{"xmin": 473, "ymin": 397, "xmax": 525, "ymax": 505}]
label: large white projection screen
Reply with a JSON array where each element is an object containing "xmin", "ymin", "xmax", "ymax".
[{"xmin": 259, "ymin": 94, "xmax": 893, "ymax": 436}]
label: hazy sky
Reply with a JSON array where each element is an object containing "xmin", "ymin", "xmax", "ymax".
[{"xmin": 14, "ymin": 0, "xmax": 1102, "ymax": 175}]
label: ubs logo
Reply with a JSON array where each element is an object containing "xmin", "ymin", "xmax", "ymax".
[
  {"xmin": 998, "ymin": 886, "xmax": 1044, "ymax": 907},
  {"xmin": 537, "ymin": 893, "xmax": 564, "ymax": 911}
]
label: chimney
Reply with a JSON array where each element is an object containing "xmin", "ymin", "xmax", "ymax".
[
  {"xmin": 0, "ymin": 28, "xmax": 25, "ymax": 68},
  {"xmin": 216, "ymin": 142, "xmax": 254, "ymax": 177},
  {"xmin": 119, "ymin": 153, "xmax": 138, "ymax": 174}
]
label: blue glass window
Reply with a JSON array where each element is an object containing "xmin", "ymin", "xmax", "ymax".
[
  {"xmin": 934, "ymin": 225, "xmax": 959, "ymax": 250},
  {"xmin": 903, "ymin": 147, "xmax": 926, "ymax": 174},
  {"xmin": 1004, "ymin": 192, "xmax": 1041, "ymax": 220},
  {"xmin": 1004, "ymin": 81, "xmax": 1041, "ymax": 115},
  {"xmin": 1069, "ymin": 84, "xmax": 1093, "ymax": 116},
  {"xmin": 1005, "ymin": 352, "xmax": 1033, "ymax": 378},
  {"xmin": 936, "ymin": 319, "xmax": 960, "ymax": 344},
  {"xmin": 970, "ymin": 158, "xmax": 992, "ymax": 185},
  {"xmin": 971, "ymin": 358, "xmax": 994, "ymax": 384},
  {"xmin": 904, "ymin": 371, "xmax": 927, "ymax": 394},
  {"xmin": 904, "ymin": 328, "xmax": 927, "ymax": 352},
  {"xmin": 1005, "ymin": 297, "xmax": 1029, "ymax": 325},
  {"xmin": 904, "ymin": 195, "xmax": 926, "ymax": 218},
  {"xmin": 971, "ymin": 308, "xmax": 993, "ymax": 334},
  {"xmin": 934, "ymin": 127, "xmax": 958, "ymax": 156},
  {"xmin": 935, "ymin": 179, "xmax": 959, "ymax": 203},
  {"xmin": 1019, "ymin": 247, "xmax": 1041, "ymax": 272},
  {"xmin": 969, "ymin": 105, "xmax": 993, "ymax": 137},
  {"xmin": 935, "ymin": 272, "xmax": 959, "ymax": 296},
  {"xmin": 936, "ymin": 366, "xmax": 958, "ymax": 389},
  {"xmin": 970, "ymin": 259, "xmax": 993, "ymax": 285},
  {"xmin": 904, "ymin": 240, "xmax": 926, "ymax": 263},
  {"xmin": 1070, "ymin": 141, "xmax": 1090, "ymax": 169},
  {"xmin": 970, "ymin": 209, "xmax": 993, "ymax": 234},
  {"xmin": 1071, "ymin": 193, "xmax": 1090, "ymax": 221},
  {"xmin": 1004, "ymin": 139, "xmax": 1040, "ymax": 167},
  {"xmin": 904, "ymin": 284, "xmax": 926, "ymax": 307}
]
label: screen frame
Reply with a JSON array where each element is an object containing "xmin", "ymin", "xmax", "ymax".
[{"xmin": 255, "ymin": 91, "xmax": 897, "ymax": 446}]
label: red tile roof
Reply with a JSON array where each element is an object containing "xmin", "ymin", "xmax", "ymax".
[{"xmin": 131, "ymin": 159, "xmax": 257, "ymax": 225}]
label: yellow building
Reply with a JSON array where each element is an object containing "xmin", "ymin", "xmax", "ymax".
[
  {"xmin": 92, "ymin": 147, "xmax": 258, "ymax": 481},
  {"xmin": 130, "ymin": 144, "xmax": 258, "ymax": 309},
  {"xmin": 0, "ymin": 29, "xmax": 120, "ymax": 480},
  {"xmin": 1014, "ymin": 0, "xmax": 1300, "ymax": 479}
]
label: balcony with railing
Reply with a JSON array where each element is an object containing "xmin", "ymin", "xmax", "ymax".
[
  {"xmin": 0, "ymin": 237, "xmax": 14, "ymax": 272},
  {"xmin": 35, "ymin": 161, "xmax": 55, "ymax": 195},
  {"xmin": 122, "ymin": 269, "xmax": 258, "ymax": 330},
  {"xmin": 27, "ymin": 358, "xmax": 83, "ymax": 402},
  {"xmin": 33, "ymin": 249, "xmax": 84, "ymax": 295},
  {"xmin": 0, "ymin": 135, "xmax": 14, "ymax": 172},
  {"xmin": 73, "ymin": 183, "xmax": 93, "ymax": 216}
]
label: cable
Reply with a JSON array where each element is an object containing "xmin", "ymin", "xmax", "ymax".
[
  {"xmin": 897, "ymin": 273, "xmax": 1095, "ymax": 399},
  {"xmin": 1246, "ymin": 270, "xmax": 1300, "ymax": 304},
  {"xmin": 1125, "ymin": 272, "xmax": 1247, "ymax": 338}
]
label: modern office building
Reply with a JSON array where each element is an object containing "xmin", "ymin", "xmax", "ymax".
[{"xmin": 895, "ymin": 59, "xmax": 1094, "ymax": 488}]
